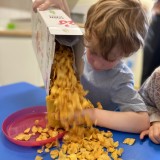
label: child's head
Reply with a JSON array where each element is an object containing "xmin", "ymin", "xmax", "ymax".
[{"xmin": 84, "ymin": 0, "xmax": 148, "ymax": 63}]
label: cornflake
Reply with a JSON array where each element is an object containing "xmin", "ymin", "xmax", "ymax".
[
  {"xmin": 123, "ymin": 138, "xmax": 135, "ymax": 145},
  {"xmin": 35, "ymin": 155, "xmax": 43, "ymax": 160}
]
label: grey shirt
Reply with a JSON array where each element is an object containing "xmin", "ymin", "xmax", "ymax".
[{"xmin": 81, "ymin": 54, "xmax": 147, "ymax": 112}]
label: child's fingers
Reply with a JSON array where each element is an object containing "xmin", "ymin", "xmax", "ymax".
[
  {"xmin": 152, "ymin": 126, "xmax": 160, "ymax": 144},
  {"xmin": 33, "ymin": 0, "xmax": 44, "ymax": 12},
  {"xmin": 149, "ymin": 130, "xmax": 159, "ymax": 144},
  {"xmin": 140, "ymin": 130, "xmax": 149, "ymax": 139}
]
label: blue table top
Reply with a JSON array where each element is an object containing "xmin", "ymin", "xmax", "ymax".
[{"xmin": 0, "ymin": 82, "xmax": 160, "ymax": 160}]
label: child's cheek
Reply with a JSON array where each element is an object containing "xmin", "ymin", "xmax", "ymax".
[
  {"xmin": 104, "ymin": 61, "xmax": 118, "ymax": 69},
  {"xmin": 86, "ymin": 52, "xmax": 94, "ymax": 65}
]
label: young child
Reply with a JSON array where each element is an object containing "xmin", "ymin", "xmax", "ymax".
[
  {"xmin": 33, "ymin": 0, "xmax": 150, "ymax": 134},
  {"xmin": 139, "ymin": 67, "xmax": 160, "ymax": 144}
]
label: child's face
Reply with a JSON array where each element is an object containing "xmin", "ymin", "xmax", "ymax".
[{"xmin": 86, "ymin": 45, "xmax": 123, "ymax": 71}]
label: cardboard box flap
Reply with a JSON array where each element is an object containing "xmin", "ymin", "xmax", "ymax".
[
  {"xmin": 55, "ymin": 35, "xmax": 80, "ymax": 47},
  {"xmin": 39, "ymin": 9, "xmax": 83, "ymax": 35}
]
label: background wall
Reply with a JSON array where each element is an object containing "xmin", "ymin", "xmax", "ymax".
[
  {"xmin": 0, "ymin": 0, "xmax": 155, "ymax": 88},
  {"xmin": 0, "ymin": 0, "xmax": 32, "ymax": 11}
]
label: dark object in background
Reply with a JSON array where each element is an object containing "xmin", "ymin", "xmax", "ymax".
[{"xmin": 141, "ymin": 14, "xmax": 160, "ymax": 84}]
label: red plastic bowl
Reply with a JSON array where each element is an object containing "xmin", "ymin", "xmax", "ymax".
[{"xmin": 2, "ymin": 106, "xmax": 65, "ymax": 147}]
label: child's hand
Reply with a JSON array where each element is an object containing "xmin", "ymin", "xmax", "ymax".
[
  {"xmin": 32, "ymin": 0, "xmax": 70, "ymax": 16},
  {"xmin": 140, "ymin": 122, "xmax": 160, "ymax": 144},
  {"xmin": 49, "ymin": 107, "xmax": 94, "ymax": 131}
]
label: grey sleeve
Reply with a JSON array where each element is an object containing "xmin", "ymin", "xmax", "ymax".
[
  {"xmin": 111, "ymin": 72, "xmax": 147, "ymax": 112},
  {"xmin": 148, "ymin": 107, "xmax": 160, "ymax": 123}
]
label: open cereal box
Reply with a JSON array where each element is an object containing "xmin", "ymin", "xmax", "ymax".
[{"xmin": 32, "ymin": 8, "xmax": 84, "ymax": 94}]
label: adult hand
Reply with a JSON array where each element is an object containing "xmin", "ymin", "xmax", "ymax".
[
  {"xmin": 32, "ymin": 0, "xmax": 70, "ymax": 16},
  {"xmin": 140, "ymin": 121, "xmax": 160, "ymax": 144}
]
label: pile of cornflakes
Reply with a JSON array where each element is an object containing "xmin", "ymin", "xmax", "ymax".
[
  {"xmin": 38, "ymin": 44, "xmax": 124, "ymax": 160},
  {"xmin": 14, "ymin": 120, "xmax": 64, "ymax": 142},
  {"xmin": 14, "ymin": 44, "xmax": 136, "ymax": 160},
  {"xmin": 35, "ymin": 127, "xmax": 124, "ymax": 160}
]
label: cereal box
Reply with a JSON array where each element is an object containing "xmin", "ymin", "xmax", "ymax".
[{"xmin": 32, "ymin": 8, "xmax": 84, "ymax": 94}]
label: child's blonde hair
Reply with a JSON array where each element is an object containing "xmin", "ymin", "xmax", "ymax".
[{"xmin": 84, "ymin": 0, "xmax": 148, "ymax": 61}]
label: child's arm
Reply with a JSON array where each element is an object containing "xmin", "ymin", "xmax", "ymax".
[
  {"xmin": 81, "ymin": 68, "xmax": 150, "ymax": 133},
  {"xmin": 83, "ymin": 108, "xmax": 149, "ymax": 133},
  {"xmin": 32, "ymin": 0, "xmax": 70, "ymax": 16}
]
